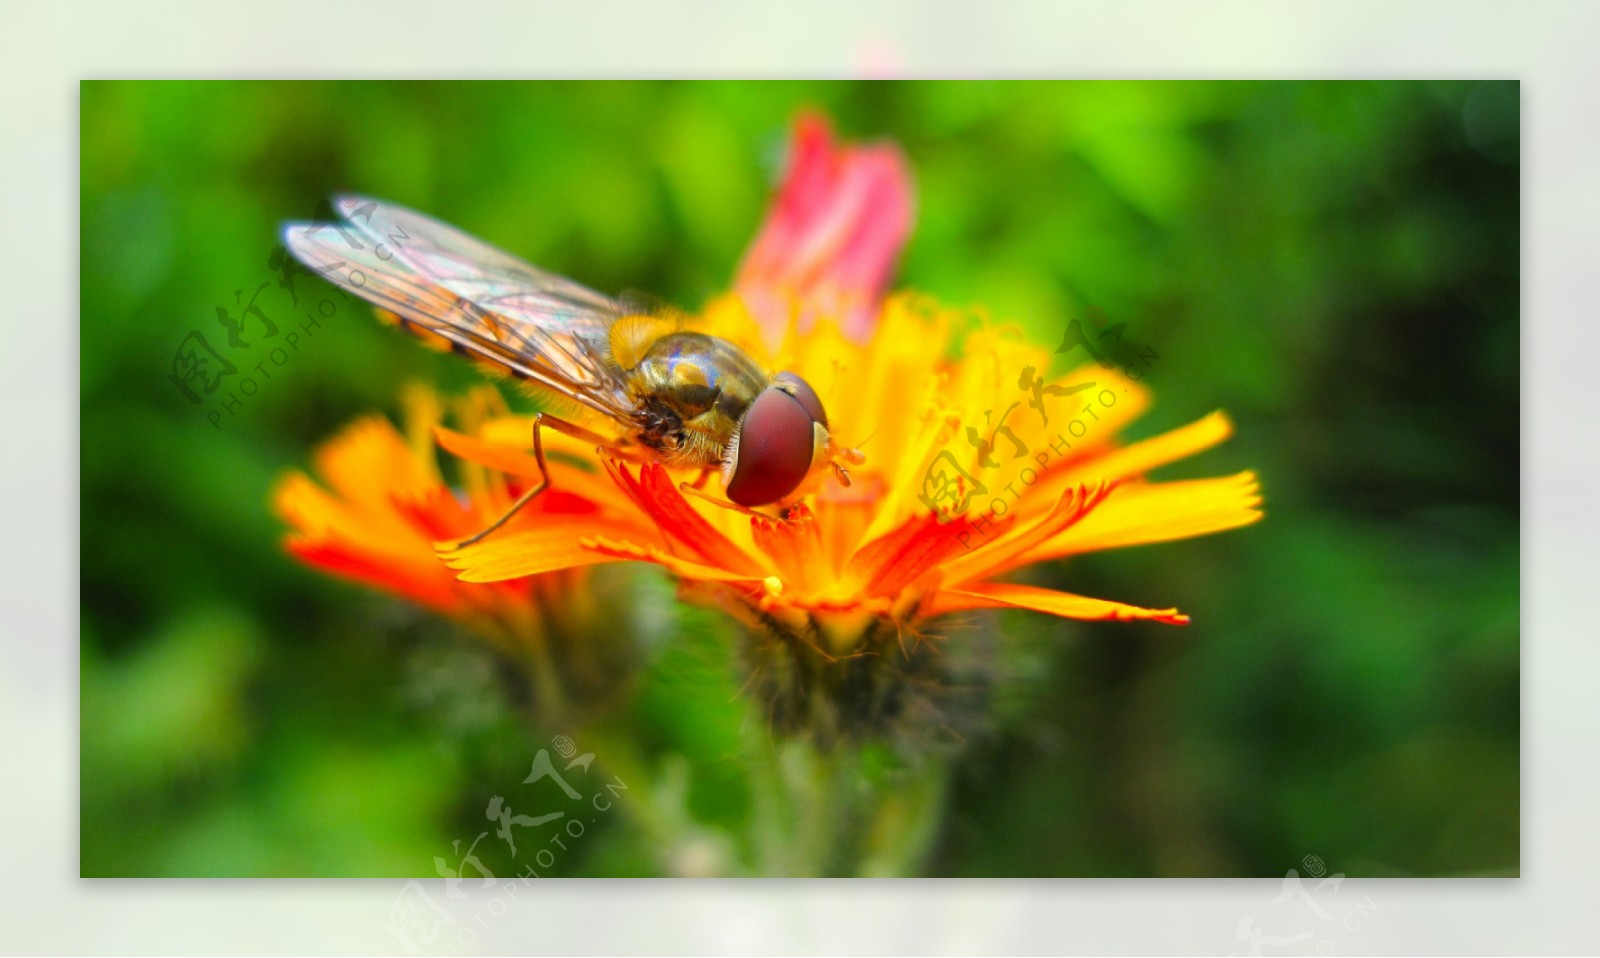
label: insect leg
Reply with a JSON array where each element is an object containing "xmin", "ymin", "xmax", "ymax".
[
  {"xmin": 528, "ymin": 411, "xmax": 656, "ymax": 464},
  {"xmin": 679, "ymin": 483, "xmax": 770, "ymax": 519},
  {"xmin": 452, "ymin": 411, "xmax": 613, "ymax": 548},
  {"xmin": 830, "ymin": 444, "xmax": 866, "ymax": 487},
  {"xmin": 535, "ymin": 413, "xmax": 616, "ymax": 448}
]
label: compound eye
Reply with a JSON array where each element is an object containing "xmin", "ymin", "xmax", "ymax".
[
  {"xmin": 773, "ymin": 371, "xmax": 828, "ymax": 428},
  {"xmin": 725, "ymin": 385, "xmax": 819, "ymax": 506}
]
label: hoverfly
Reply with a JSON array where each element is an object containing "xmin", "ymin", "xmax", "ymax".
[{"xmin": 283, "ymin": 195, "xmax": 863, "ymax": 546}]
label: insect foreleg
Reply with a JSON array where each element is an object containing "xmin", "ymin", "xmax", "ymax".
[
  {"xmin": 535, "ymin": 413, "xmax": 617, "ymax": 448},
  {"xmin": 679, "ymin": 483, "xmax": 770, "ymax": 519},
  {"xmin": 688, "ymin": 467, "xmax": 716, "ymax": 490},
  {"xmin": 451, "ymin": 411, "xmax": 610, "ymax": 548}
]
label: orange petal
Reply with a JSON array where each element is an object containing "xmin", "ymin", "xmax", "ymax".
[
  {"xmin": 274, "ymin": 472, "xmax": 418, "ymax": 555},
  {"xmin": 929, "ymin": 581, "xmax": 1190, "ymax": 625},
  {"xmin": 583, "ymin": 535, "xmax": 769, "ymax": 584},
  {"xmin": 313, "ymin": 417, "xmax": 436, "ymax": 511},
  {"xmin": 433, "ymin": 424, "xmax": 544, "ymax": 477},
  {"xmin": 1022, "ymin": 471, "xmax": 1264, "ymax": 563},
  {"xmin": 605, "ymin": 461, "xmax": 766, "ymax": 576},
  {"xmin": 438, "ymin": 513, "xmax": 647, "ymax": 582},
  {"xmin": 846, "ymin": 509, "xmax": 1005, "ymax": 597},
  {"xmin": 287, "ymin": 537, "xmax": 466, "ymax": 618},
  {"xmin": 392, "ymin": 486, "xmax": 480, "ymax": 541},
  {"xmin": 938, "ymin": 481, "xmax": 1116, "ymax": 586},
  {"xmin": 749, "ymin": 504, "xmax": 828, "ymax": 595}
]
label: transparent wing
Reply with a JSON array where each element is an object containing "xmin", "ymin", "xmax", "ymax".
[{"xmin": 282, "ymin": 195, "xmax": 633, "ymax": 419}]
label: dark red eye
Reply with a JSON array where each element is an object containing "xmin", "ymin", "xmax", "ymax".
[
  {"xmin": 773, "ymin": 371, "xmax": 828, "ymax": 427},
  {"xmin": 725, "ymin": 385, "xmax": 818, "ymax": 506}
]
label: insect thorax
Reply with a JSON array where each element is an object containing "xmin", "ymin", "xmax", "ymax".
[{"xmin": 624, "ymin": 331, "xmax": 767, "ymax": 468}]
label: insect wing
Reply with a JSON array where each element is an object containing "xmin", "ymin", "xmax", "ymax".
[
  {"xmin": 282, "ymin": 197, "xmax": 632, "ymax": 419},
  {"xmin": 325, "ymin": 195, "xmax": 624, "ymax": 396},
  {"xmin": 328, "ymin": 195, "xmax": 618, "ymax": 315}
]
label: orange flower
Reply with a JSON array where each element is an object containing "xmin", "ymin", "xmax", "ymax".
[
  {"xmin": 440, "ymin": 298, "xmax": 1259, "ymax": 625},
  {"xmin": 435, "ymin": 293, "xmax": 1261, "ymax": 738},
  {"xmin": 279, "ymin": 114, "xmax": 1263, "ymax": 742},
  {"xmin": 273, "ymin": 385, "xmax": 633, "ymax": 718}
]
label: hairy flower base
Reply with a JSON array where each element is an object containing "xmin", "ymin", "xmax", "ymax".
[{"xmin": 699, "ymin": 582, "xmax": 995, "ymax": 747}]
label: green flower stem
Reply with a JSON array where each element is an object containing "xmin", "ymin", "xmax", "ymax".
[
  {"xmin": 567, "ymin": 720, "xmax": 684, "ymax": 870},
  {"xmin": 857, "ymin": 756, "xmax": 948, "ymax": 876},
  {"xmin": 746, "ymin": 731, "xmax": 950, "ymax": 877}
]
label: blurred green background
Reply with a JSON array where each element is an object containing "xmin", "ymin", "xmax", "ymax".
[{"xmin": 80, "ymin": 80, "xmax": 1518, "ymax": 877}]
